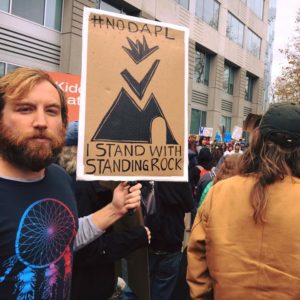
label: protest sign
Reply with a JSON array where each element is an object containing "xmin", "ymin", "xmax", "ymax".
[
  {"xmin": 77, "ymin": 8, "xmax": 189, "ymax": 181},
  {"xmin": 200, "ymin": 127, "xmax": 213, "ymax": 137},
  {"xmin": 231, "ymin": 125, "xmax": 243, "ymax": 140}
]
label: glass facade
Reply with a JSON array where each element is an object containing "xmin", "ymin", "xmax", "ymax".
[
  {"xmin": 190, "ymin": 108, "xmax": 207, "ymax": 134},
  {"xmin": 245, "ymin": 74, "xmax": 255, "ymax": 101},
  {"xmin": 6, "ymin": 64, "xmax": 19, "ymax": 74},
  {"xmin": 195, "ymin": 0, "xmax": 220, "ymax": 30},
  {"xmin": 221, "ymin": 115, "xmax": 232, "ymax": 132},
  {"xmin": 194, "ymin": 48, "xmax": 210, "ymax": 86},
  {"xmin": 45, "ymin": 0, "xmax": 63, "ymax": 31},
  {"xmin": 12, "ymin": 0, "xmax": 45, "ymax": 25},
  {"xmin": 176, "ymin": 0, "xmax": 189, "ymax": 10},
  {"xmin": 223, "ymin": 63, "xmax": 235, "ymax": 95},
  {"xmin": 99, "ymin": 1, "xmax": 123, "ymax": 13},
  {"xmin": 247, "ymin": 0, "xmax": 264, "ymax": 19},
  {"xmin": 227, "ymin": 13, "xmax": 244, "ymax": 47},
  {"xmin": 1, "ymin": 0, "xmax": 63, "ymax": 31},
  {"xmin": 97, "ymin": 0, "xmax": 142, "ymax": 15},
  {"xmin": 0, "ymin": 62, "xmax": 5, "ymax": 77},
  {"xmin": 0, "ymin": 62, "xmax": 19, "ymax": 77},
  {"xmin": 247, "ymin": 28, "xmax": 261, "ymax": 58},
  {"xmin": 0, "ymin": 0, "xmax": 10, "ymax": 12}
]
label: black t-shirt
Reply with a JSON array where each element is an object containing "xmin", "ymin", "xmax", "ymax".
[{"xmin": 0, "ymin": 164, "xmax": 78, "ymax": 300}]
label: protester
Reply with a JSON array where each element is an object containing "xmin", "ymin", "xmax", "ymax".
[
  {"xmin": 147, "ymin": 181, "xmax": 193, "ymax": 300},
  {"xmin": 187, "ymin": 102, "xmax": 300, "ymax": 299},
  {"xmin": 123, "ymin": 180, "xmax": 194, "ymax": 300},
  {"xmin": 189, "ymin": 147, "xmax": 213, "ymax": 197},
  {"xmin": 194, "ymin": 147, "xmax": 224, "ymax": 211},
  {"xmin": 223, "ymin": 143, "xmax": 233, "ymax": 156},
  {"xmin": 233, "ymin": 142, "xmax": 243, "ymax": 154},
  {"xmin": 57, "ymin": 121, "xmax": 150, "ymax": 300},
  {"xmin": 0, "ymin": 68, "xmax": 141, "ymax": 299},
  {"xmin": 188, "ymin": 137, "xmax": 198, "ymax": 171},
  {"xmin": 198, "ymin": 153, "xmax": 241, "ymax": 207},
  {"xmin": 189, "ymin": 147, "xmax": 213, "ymax": 224}
]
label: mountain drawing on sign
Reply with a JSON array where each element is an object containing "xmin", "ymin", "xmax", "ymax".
[
  {"xmin": 92, "ymin": 88, "xmax": 177, "ymax": 144},
  {"xmin": 92, "ymin": 35, "xmax": 178, "ymax": 144}
]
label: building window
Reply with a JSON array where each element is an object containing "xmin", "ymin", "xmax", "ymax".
[
  {"xmin": 194, "ymin": 48, "xmax": 210, "ymax": 86},
  {"xmin": 245, "ymin": 74, "xmax": 255, "ymax": 101},
  {"xmin": 242, "ymin": 131, "xmax": 250, "ymax": 143},
  {"xmin": 98, "ymin": 1, "xmax": 124, "ymax": 13},
  {"xmin": 196, "ymin": 0, "xmax": 220, "ymax": 30},
  {"xmin": 0, "ymin": 62, "xmax": 19, "ymax": 77},
  {"xmin": 246, "ymin": 28, "xmax": 261, "ymax": 58},
  {"xmin": 45, "ymin": 0, "xmax": 63, "ymax": 31},
  {"xmin": 1, "ymin": 0, "xmax": 63, "ymax": 31},
  {"xmin": 221, "ymin": 115, "xmax": 232, "ymax": 132},
  {"xmin": 190, "ymin": 108, "xmax": 207, "ymax": 134},
  {"xmin": 247, "ymin": 0, "xmax": 264, "ymax": 19},
  {"xmin": 0, "ymin": 63, "xmax": 5, "ymax": 77},
  {"xmin": 223, "ymin": 63, "xmax": 235, "ymax": 95},
  {"xmin": 226, "ymin": 13, "xmax": 244, "ymax": 47},
  {"xmin": 12, "ymin": 0, "xmax": 45, "ymax": 26},
  {"xmin": 175, "ymin": 0, "xmax": 189, "ymax": 10},
  {"xmin": 0, "ymin": 0, "xmax": 10, "ymax": 12},
  {"xmin": 96, "ymin": 1, "xmax": 140, "ymax": 16}
]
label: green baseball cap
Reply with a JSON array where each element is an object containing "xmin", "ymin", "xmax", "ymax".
[{"xmin": 259, "ymin": 102, "xmax": 300, "ymax": 147}]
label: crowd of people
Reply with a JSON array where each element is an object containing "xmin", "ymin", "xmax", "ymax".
[{"xmin": 0, "ymin": 67, "xmax": 300, "ymax": 300}]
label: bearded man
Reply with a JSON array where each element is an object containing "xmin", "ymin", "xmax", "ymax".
[{"xmin": 0, "ymin": 68, "xmax": 141, "ymax": 300}]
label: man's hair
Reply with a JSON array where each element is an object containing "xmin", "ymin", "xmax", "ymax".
[
  {"xmin": 239, "ymin": 128, "xmax": 300, "ymax": 224},
  {"xmin": 0, "ymin": 68, "xmax": 68, "ymax": 128}
]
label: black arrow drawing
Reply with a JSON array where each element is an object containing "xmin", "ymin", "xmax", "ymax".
[{"xmin": 121, "ymin": 59, "xmax": 160, "ymax": 100}]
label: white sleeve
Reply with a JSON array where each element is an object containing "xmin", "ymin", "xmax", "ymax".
[{"xmin": 73, "ymin": 215, "xmax": 105, "ymax": 251}]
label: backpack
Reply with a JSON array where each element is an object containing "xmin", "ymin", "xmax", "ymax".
[{"xmin": 195, "ymin": 167, "xmax": 217, "ymax": 206}]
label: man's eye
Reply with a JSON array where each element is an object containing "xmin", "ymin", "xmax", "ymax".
[
  {"xmin": 46, "ymin": 108, "xmax": 60, "ymax": 115},
  {"xmin": 17, "ymin": 106, "xmax": 33, "ymax": 113}
]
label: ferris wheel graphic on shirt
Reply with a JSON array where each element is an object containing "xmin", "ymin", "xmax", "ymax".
[{"xmin": 0, "ymin": 198, "xmax": 76, "ymax": 299}]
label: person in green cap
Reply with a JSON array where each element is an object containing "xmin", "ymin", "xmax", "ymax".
[{"xmin": 187, "ymin": 102, "xmax": 300, "ymax": 299}]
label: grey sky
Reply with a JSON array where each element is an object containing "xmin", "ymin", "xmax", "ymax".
[{"xmin": 271, "ymin": 0, "xmax": 300, "ymax": 82}]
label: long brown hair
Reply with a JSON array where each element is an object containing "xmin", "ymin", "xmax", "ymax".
[{"xmin": 239, "ymin": 128, "xmax": 300, "ymax": 223}]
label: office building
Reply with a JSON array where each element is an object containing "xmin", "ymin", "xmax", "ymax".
[{"xmin": 0, "ymin": 0, "xmax": 273, "ymax": 137}]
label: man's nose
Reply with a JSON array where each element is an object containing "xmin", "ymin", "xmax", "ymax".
[{"xmin": 33, "ymin": 109, "xmax": 47, "ymax": 128}]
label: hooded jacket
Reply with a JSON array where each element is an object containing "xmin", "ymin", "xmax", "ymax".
[
  {"xmin": 187, "ymin": 175, "xmax": 300, "ymax": 300},
  {"xmin": 144, "ymin": 181, "xmax": 194, "ymax": 252}
]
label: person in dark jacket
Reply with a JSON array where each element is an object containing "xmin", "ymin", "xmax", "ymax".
[
  {"xmin": 122, "ymin": 183, "xmax": 194, "ymax": 300},
  {"xmin": 71, "ymin": 181, "xmax": 149, "ymax": 300},
  {"xmin": 144, "ymin": 181, "xmax": 194, "ymax": 300},
  {"xmin": 58, "ymin": 121, "xmax": 150, "ymax": 300}
]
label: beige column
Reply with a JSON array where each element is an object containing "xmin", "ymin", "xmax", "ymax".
[
  {"xmin": 207, "ymin": 54, "xmax": 224, "ymax": 131},
  {"xmin": 232, "ymin": 68, "xmax": 246, "ymax": 128},
  {"xmin": 251, "ymin": 78, "xmax": 264, "ymax": 115}
]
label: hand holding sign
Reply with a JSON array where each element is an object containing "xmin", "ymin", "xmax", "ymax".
[{"xmin": 111, "ymin": 182, "xmax": 142, "ymax": 216}]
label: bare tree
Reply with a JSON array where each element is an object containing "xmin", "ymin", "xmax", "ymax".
[{"xmin": 273, "ymin": 9, "xmax": 300, "ymax": 103}]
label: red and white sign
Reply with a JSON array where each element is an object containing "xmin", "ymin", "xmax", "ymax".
[{"xmin": 48, "ymin": 72, "xmax": 81, "ymax": 122}]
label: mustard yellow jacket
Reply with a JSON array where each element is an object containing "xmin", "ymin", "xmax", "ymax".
[{"xmin": 187, "ymin": 175, "xmax": 300, "ymax": 300}]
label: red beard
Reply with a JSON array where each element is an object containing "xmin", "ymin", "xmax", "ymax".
[{"xmin": 0, "ymin": 121, "xmax": 66, "ymax": 171}]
